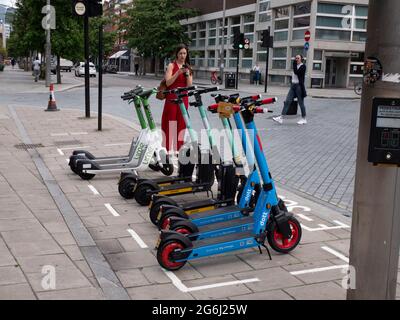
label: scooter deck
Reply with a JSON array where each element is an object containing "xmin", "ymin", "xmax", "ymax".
[
  {"xmin": 197, "ymin": 216, "xmax": 253, "ymax": 233},
  {"xmin": 157, "ymin": 181, "xmax": 212, "ymax": 195},
  {"xmin": 189, "ymin": 205, "xmax": 242, "ymax": 220},
  {"xmin": 193, "ymin": 230, "xmax": 254, "ymax": 249}
]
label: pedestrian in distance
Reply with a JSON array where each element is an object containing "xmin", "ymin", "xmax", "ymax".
[
  {"xmin": 162, "ymin": 44, "xmax": 193, "ymax": 153},
  {"xmin": 134, "ymin": 62, "xmax": 139, "ymax": 76},
  {"xmin": 273, "ymin": 54, "xmax": 308, "ymax": 125},
  {"xmin": 32, "ymin": 57, "xmax": 41, "ymax": 82},
  {"xmin": 253, "ymin": 63, "xmax": 261, "ymax": 85},
  {"xmin": 11, "ymin": 58, "xmax": 16, "ymax": 69}
]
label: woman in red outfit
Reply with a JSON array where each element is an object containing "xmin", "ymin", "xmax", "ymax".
[{"xmin": 162, "ymin": 44, "xmax": 193, "ymax": 153}]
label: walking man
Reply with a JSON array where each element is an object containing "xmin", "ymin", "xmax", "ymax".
[
  {"xmin": 33, "ymin": 57, "xmax": 41, "ymax": 82},
  {"xmin": 273, "ymin": 55, "xmax": 307, "ymax": 125}
]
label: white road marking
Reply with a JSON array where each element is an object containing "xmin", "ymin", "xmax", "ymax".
[
  {"xmin": 290, "ymin": 264, "xmax": 348, "ymax": 276},
  {"xmin": 70, "ymin": 132, "xmax": 88, "ymax": 135},
  {"xmin": 105, "ymin": 203, "xmax": 120, "ymax": 217},
  {"xmin": 162, "ymin": 269, "xmax": 259, "ymax": 293},
  {"xmin": 88, "ymin": 185, "xmax": 100, "ymax": 195},
  {"xmin": 301, "ymin": 220, "xmax": 350, "ymax": 232},
  {"xmin": 57, "ymin": 148, "xmax": 64, "ymax": 156},
  {"xmin": 104, "ymin": 143, "xmax": 131, "ymax": 147},
  {"xmin": 127, "ymin": 229, "xmax": 148, "ymax": 249},
  {"xmin": 50, "ymin": 133, "xmax": 69, "ymax": 137},
  {"xmin": 321, "ymin": 246, "xmax": 349, "ymax": 263},
  {"xmin": 295, "ymin": 214, "xmax": 314, "ymax": 222}
]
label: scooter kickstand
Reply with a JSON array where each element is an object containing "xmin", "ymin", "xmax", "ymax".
[{"xmin": 257, "ymin": 243, "xmax": 272, "ymax": 260}]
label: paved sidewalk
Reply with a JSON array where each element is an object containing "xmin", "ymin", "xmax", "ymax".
[
  {"xmin": 0, "ymin": 65, "xmax": 84, "ymax": 94},
  {"xmin": 0, "ymin": 103, "xmax": 354, "ymax": 300}
]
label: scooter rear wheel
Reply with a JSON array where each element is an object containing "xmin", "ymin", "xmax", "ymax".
[
  {"xmin": 149, "ymin": 200, "xmax": 168, "ymax": 225},
  {"xmin": 157, "ymin": 240, "xmax": 187, "ymax": 271},
  {"xmin": 158, "ymin": 212, "xmax": 182, "ymax": 230},
  {"xmin": 267, "ymin": 216, "xmax": 301, "ymax": 253},
  {"xmin": 118, "ymin": 178, "xmax": 136, "ymax": 199},
  {"xmin": 134, "ymin": 183, "xmax": 154, "ymax": 206}
]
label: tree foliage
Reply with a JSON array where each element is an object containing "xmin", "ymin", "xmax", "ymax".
[
  {"xmin": 7, "ymin": 0, "xmax": 116, "ymax": 63},
  {"xmin": 124, "ymin": 0, "xmax": 198, "ymax": 59}
]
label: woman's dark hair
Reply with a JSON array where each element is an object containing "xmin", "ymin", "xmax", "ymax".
[{"xmin": 175, "ymin": 44, "xmax": 191, "ymax": 66}]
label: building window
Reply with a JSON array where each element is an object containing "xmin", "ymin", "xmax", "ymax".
[
  {"xmin": 208, "ymin": 50, "xmax": 215, "ymax": 67},
  {"xmin": 352, "ymin": 31, "xmax": 367, "ymax": 42},
  {"xmin": 293, "ymin": 2, "xmax": 311, "ymax": 15},
  {"xmin": 271, "ymin": 75, "xmax": 286, "ymax": 83},
  {"xmin": 231, "ymin": 16, "xmax": 241, "ymax": 25},
  {"xmin": 292, "ymin": 29, "xmax": 307, "ymax": 40},
  {"xmin": 243, "ymin": 13, "xmax": 254, "ymax": 23},
  {"xmin": 315, "ymin": 29, "xmax": 351, "ymax": 41},
  {"xmin": 272, "ymin": 60, "xmax": 286, "ymax": 69},
  {"xmin": 259, "ymin": 0, "xmax": 271, "ymax": 23},
  {"xmin": 313, "ymin": 63, "xmax": 322, "ymax": 71},
  {"xmin": 195, "ymin": 51, "xmax": 205, "ymax": 67},
  {"xmin": 273, "ymin": 47, "xmax": 287, "ymax": 58},
  {"xmin": 317, "ymin": 3, "xmax": 348, "ymax": 15},
  {"xmin": 314, "ymin": 50, "xmax": 323, "ymax": 60},
  {"xmin": 293, "ymin": 16, "xmax": 310, "ymax": 28},
  {"xmin": 274, "ymin": 30, "xmax": 288, "ymax": 41},
  {"xmin": 355, "ymin": 5, "xmax": 368, "ymax": 17},
  {"xmin": 275, "ymin": 20, "xmax": 289, "ymax": 30},
  {"xmin": 275, "ymin": 7, "xmax": 289, "ymax": 18},
  {"xmin": 317, "ymin": 16, "xmax": 346, "ymax": 28},
  {"xmin": 291, "ymin": 47, "xmax": 304, "ymax": 58}
]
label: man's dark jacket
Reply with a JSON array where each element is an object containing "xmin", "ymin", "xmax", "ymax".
[{"xmin": 292, "ymin": 60, "xmax": 307, "ymax": 98}]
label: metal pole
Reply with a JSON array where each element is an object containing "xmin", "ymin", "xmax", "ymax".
[
  {"xmin": 264, "ymin": 28, "xmax": 270, "ymax": 93},
  {"xmin": 98, "ymin": 22, "xmax": 103, "ymax": 131},
  {"xmin": 45, "ymin": 0, "xmax": 51, "ymax": 87},
  {"xmin": 84, "ymin": 14, "xmax": 90, "ymax": 118},
  {"xmin": 219, "ymin": 0, "xmax": 226, "ymax": 84},
  {"xmin": 235, "ymin": 49, "xmax": 239, "ymax": 90},
  {"xmin": 347, "ymin": 0, "xmax": 400, "ymax": 300}
]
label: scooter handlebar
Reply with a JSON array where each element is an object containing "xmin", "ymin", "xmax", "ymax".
[
  {"xmin": 254, "ymin": 107, "xmax": 273, "ymax": 113},
  {"xmin": 255, "ymin": 97, "xmax": 278, "ymax": 106},
  {"xmin": 162, "ymin": 85, "xmax": 197, "ymax": 95},
  {"xmin": 121, "ymin": 86, "xmax": 144, "ymax": 100}
]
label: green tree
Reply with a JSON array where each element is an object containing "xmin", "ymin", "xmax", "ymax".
[{"xmin": 124, "ymin": 0, "xmax": 198, "ymax": 72}]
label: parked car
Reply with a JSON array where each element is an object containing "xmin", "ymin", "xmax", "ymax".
[
  {"xmin": 74, "ymin": 62, "xmax": 96, "ymax": 77},
  {"xmin": 51, "ymin": 58, "xmax": 73, "ymax": 74}
]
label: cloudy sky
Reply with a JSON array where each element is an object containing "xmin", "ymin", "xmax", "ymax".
[{"xmin": 0, "ymin": 0, "xmax": 15, "ymax": 7}]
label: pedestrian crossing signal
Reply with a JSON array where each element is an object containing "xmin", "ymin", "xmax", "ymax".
[{"xmin": 233, "ymin": 32, "xmax": 245, "ymax": 50}]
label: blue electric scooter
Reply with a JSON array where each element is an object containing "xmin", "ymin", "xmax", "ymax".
[
  {"xmin": 156, "ymin": 102, "xmax": 302, "ymax": 270},
  {"xmin": 156, "ymin": 97, "xmax": 277, "ymax": 232},
  {"xmin": 148, "ymin": 93, "xmax": 263, "ymax": 226}
]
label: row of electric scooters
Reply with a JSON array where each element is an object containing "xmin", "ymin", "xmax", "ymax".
[{"xmin": 68, "ymin": 85, "xmax": 302, "ymax": 271}]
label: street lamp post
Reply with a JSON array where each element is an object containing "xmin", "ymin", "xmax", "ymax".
[{"xmin": 45, "ymin": 0, "xmax": 52, "ymax": 87}]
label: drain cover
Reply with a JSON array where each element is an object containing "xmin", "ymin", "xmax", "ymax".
[{"xmin": 15, "ymin": 143, "xmax": 44, "ymax": 150}]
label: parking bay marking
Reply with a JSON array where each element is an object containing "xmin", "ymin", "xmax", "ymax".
[
  {"xmin": 300, "ymin": 220, "xmax": 350, "ymax": 232},
  {"xmin": 105, "ymin": 203, "xmax": 120, "ymax": 217},
  {"xmin": 127, "ymin": 229, "xmax": 148, "ymax": 249},
  {"xmin": 162, "ymin": 269, "xmax": 260, "ymax": 293},
  {"xmin": 88, "ymin": 184, "xmax": 100, "ymax": 195},
  {"xmin": 290, "ymin": 246, "xmax": 349, "ymax": 276}
]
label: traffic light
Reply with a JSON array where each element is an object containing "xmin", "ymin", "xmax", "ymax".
[
  {"xmin": 233, "ymin": 32, "xmax": 245, "ymax": 50},
  {"xmin": 260, "ymin": 29, "xmax": 273, "ymax": 48}
]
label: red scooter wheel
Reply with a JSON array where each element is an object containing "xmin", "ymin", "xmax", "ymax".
[
  {"xmin": 267, "ymin": 216, "xmax": 302, "ymax": 253},
  {"xmin": 157, "ymin": 240, "xmax": 187, "ymax": 271}
]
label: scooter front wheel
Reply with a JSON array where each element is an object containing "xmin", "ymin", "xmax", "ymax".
[
  {"xmin": 158, "ymin": 212, "xmax": 183, "ymax": 230},
  {"xmin": 149, "ymin": 200, "xmax": 169, "ymax": 225},
  {"xmin": 118, "ymin": 178, "xmax": 136, "ymax": 199},
  {"xmin": 157, "ymin": 240, "xmax": 187, "ymax": 271},
  {"xmin": 267, "ymin": 216, "xmax": 302, "ymax": 253}
]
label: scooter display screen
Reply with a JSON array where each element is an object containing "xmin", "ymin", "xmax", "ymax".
[{"xmin": 368, "ymin": 98, "xmax": 400, "ymax": 165}]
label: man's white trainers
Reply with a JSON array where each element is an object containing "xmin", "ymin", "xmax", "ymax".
[
  {"xmin": 273, "ymin": 116, "xmax": 283, "ymax": 124},
  {"xmin": 297, "ymin": 118, "xmax": 307, "ymax": 125}
]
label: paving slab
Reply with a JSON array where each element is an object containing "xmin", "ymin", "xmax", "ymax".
[
  {"xmin": 127, "ymin": 283, "xmax": 193, "ymax": 300},
  {"xmin": 283, "ymin": 281, "xmax": 346, "ymax": 300},
  {"xmin": 0, "ymin": 283, "xmax": 37, "ymax": 300},
  {"xmin": 36, "ymin": 287, "xmax": 105, "ymax": 300}
]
